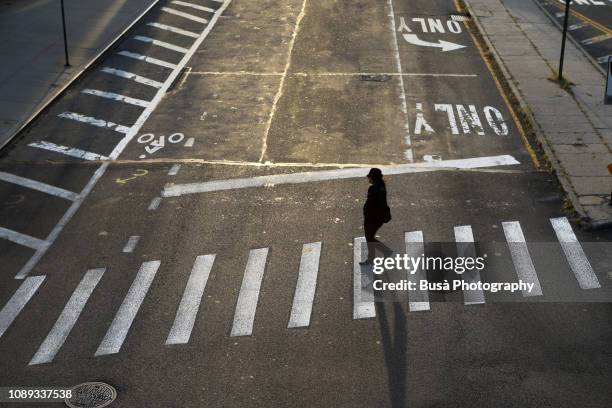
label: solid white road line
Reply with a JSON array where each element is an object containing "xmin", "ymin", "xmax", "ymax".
[
  {"xmin": 405, "ymin": 231, "xmax": 430, "ymax": 312},
  {"xmin": 0, "ymin": 276, "xmax": 45, "ymax": 338},
  {"xmin": 28, "ymin": 141, "xmax": 108, "ymax": 161},
  {"xmin": 386, "ymin": 0, "xmax": 413, "ymax": 162},
  {"xmin": 454, "ymin": 225, "xmax": 485, "ymax": 305},
  {"xmin": 0, "ymin": 171, "xmax": 78, "ymax": 201},
  {"xmin": 117, "ymin": 51, "xmax": 177, "ymax": 69},
  {"xmin": 163, "ymin": 155, "xmax": 520, "ymax": 197},
  {"xmin": 166, "ymin": 255, "xmax": 215, "ymax": 345},
  {"xmin": 161, "ymin": 7, "xmax": 208, "ymax": 24},
  {"xmin": 100, "ymin": 67, "xmax": 164, "ymax": 88},
  {"xmin": 231, "ymin": 248, "xmax": 268, "ymax": 337},
  {"xmin": 550, "ymin": 217, "xmax": 601, "ymax": 290},
  {"xmin": 148, "ymin": 197, "xmax": 162, "ymax": 210},
  {"xmin": 58, "ymin": 112, "xmax": 131, "ymax": 134},
  {"xmin": 502, "ymin": 221, "xmax": 543, "ymax": 297},
  {"xmin": 147, "ymin": 22, "xmax": 199, "ymax": 38},
  {"xmin": 95, "ymin": 261, "xmax": 160, "ymax": 356},
  {"xmin": 133, "ymin": 35, "xmax": 189, "ymax": 53},
  {"xmin": 168, "ymin": 164, "xmax": 181, "ymax": 176},
  {"xmin": 29, "ymin": 269, "xmax": 104, "ymax": 365},
  {"xmin": 353, "ymin": 237, "xmax": 376, "ymax": 319},
  {"xmin": 81, "ymin": 89, "xmax": 150, "ymax": 108},
  {"xmin": 172, "ymin": 1, "xmax": 215, "ymax": 13},
  {"xmin": 17, "ymin": 0, "xmax": 233, "ymax": 279},
  {"xmin": 122, "ymin": 236, "xmax": 141, "ymax": 253},
  {"xmin": 0, "ymin": 227, "xmax": 47, "ymax": 250},
  {"xmin": 288, "ymin": 242, "xmax": 321, "ymax": 328}
]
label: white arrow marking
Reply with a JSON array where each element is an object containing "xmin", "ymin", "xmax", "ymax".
[{"xmin": 403, "ymin": 34, "xmax": 466, "ymax": 52}]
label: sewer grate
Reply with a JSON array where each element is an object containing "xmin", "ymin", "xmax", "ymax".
[
  {"xmin": 359, "ymin": 74, "xmax": 391, "ymax": 82},
  {"xmin": 65, "ymin": 382, "xmax": 117, "ymax": 408}
]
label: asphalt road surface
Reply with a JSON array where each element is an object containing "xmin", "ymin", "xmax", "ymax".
[
  {"xmin": 1, "ymin": 0, "xmax": 611, "ymax": 407},
  {"xmin": 536, "ymin": 0, "xmax": 612, "ymax": 69}
]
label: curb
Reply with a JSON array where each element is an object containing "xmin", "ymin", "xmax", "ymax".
[
  {"xmin": 0, "ymin": 0, "xmax": 162, "ymax": 153},
  {"xmin": 533, "ymin": 0, "xmax": 606, "ymax": 78},
  {"xmin": 462, "ymin": 0, "xmax": 607, "ymax": 229}
]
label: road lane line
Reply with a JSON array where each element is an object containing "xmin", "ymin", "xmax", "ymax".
[
  {"xmin": 133, "ymin": 35, "xmax": 189, "ymax": 53},
  {"xmin": 29, "ymin": 269, "xmax": 104, "ymax": 365},
  {"xmin": 17, "ymin": 0, "xmax": 233, "ymax": 279},
  {"xmin": 386, "ymin": 0, "xmax": 413, "ymax": 162},
  {"xmin": 147, "ymin": 22, "xmax": 200, "ymax": 38},
  {"xmin": 122, "ymin": 236, "xmax": 141, "ymax": 253},
  {"xmin": 405, "ymin": 231, "xmax": 430, "ymax": 312},
  {"xmin": 117, "ymin": 50, "xmax": 177, "ymax": 69},
  {"xmin": 454, "ymin": 225, "xmax": 485, "ymax": 305},
  {"xmin": 353, "ymin": 237, "xmax": 376, "ymax": 319},
  {"xmin": 148, "ymin": 197, "xmax": 162, "ymax": 210},
  {"xmin": 172, "ymin": 1, "xmax": 215, "ymax": 13},
  {"xmin": 0, "ymin": 276, "xmax": 45, "ymax": 338},
  {"xmin": 230, "ymin": 248, "xmax": 268, "ymax": 337},
  {"xmin": 502, "ymin": 221, "xmax": 542, "ymax": 297},
  {"xmin": 163, "ymin": 155, "xmax": 520, "ymax": 197},
  {"xmin": 95, "ymin": 261, "xmax": 160, "ymax": 356},
  {"xmin": 27, "ymin": 141, "xmax": 108, "ymax": 161},
  {"xmin": 58, "ymin": 112, "xmax": 131, "ymax": 134},
  {"xmin": 168, "ymin": 164, "xmax": 181, "ymax": 176},
  {"xmin": 81, "ymin": 89, "xmax": 150, "ymax": 108},
  {"xmin": 161, "ymin": 7, "xmax": 208, "ymax": 24},
  {"xmin": 100, "ymin": 67, "xmax": 164, "ymax": 88},
  {"xmin": 0, "ymin": 227, "xmax": 47, "ymax": 250},
  {"xmin": 166, "ymin": 255, "xmax": 215, "ymax": 344},
  {"xmin": 190, "ymin": 71, "xmax": 479, "ymax": 77},
  {"xmin": 288, "ymin": 242, "xmax": 321, "ymax": 328},
  {"xmin": 0, "ymin": 171, "xmax": 79, "ymax": 201},
  {"xmin": 550, "ymin": 217, "xmax": 600, "ymax": 290},
  {"xmin": 258, "ymin": 0, "xmax": 307, "ymax": 163}
]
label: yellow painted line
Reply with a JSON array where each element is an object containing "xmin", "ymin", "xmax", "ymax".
[
  {"xmin": 454, "ymin": 0, "xmax": 541, "ymax": 170},
  {"xmin": 549, "ymin": 1, "xmax": 612, "ymax": 35}
]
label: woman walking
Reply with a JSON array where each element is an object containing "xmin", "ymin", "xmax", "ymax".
[{"xmin": 360, "ymin": 168, "xmax": 392, "ymax": 265}]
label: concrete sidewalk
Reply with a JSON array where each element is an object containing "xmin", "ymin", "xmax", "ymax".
[
  {"xmin": 0, "ymin": 0, "xmax": 158, "ymax": 149},
  {"xmin": 465, "ymin": 0, "xmax": 612, "ymax": 228}
]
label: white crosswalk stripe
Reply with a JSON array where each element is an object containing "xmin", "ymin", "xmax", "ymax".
[
  {"xmin": 353, "ymin": 237, "xmax": 376, "ymax": 319},
  {"xmin": 2, "ymin": 217, "xmax": 610, "ymax": 365},
  {"xmin": 81, "ymin": 89, "xmax": 151, "ymax": 108},
  {"xmin": 29, "ymin": 269, "xmax": 104, "ymax": 365},
  {"xmin": 231, "ymin": 248, "xmax": 268, "ymax": 337},
  {"xmin": 172, "ymin": 1, "xmax": 215, "ymax": 13},
  {"xmin": 133, "ymin": 35, "xmax": 189, "ymax": 53},
  {"xmin": 550, "ymin": 217, "xmax": 600, "ymax": 290},
  {"xmin": 502, "ymin": 221, "xmax": 543, "ymax": 297},
  {"xmin": 0, "ymin": 276, "xmax": 45, "ymax": 338},
  {"xmin": 100, "ymin": 67, "xmax": 164, "ymax": 88},
  {"xmin": 166, "ymin": 255, "xmax": 215, "ymax": 345},
  {"xmin": 161, "ymin": 7, "xmax": 209, "ymax": 24},
  {"xmin": 117, "ymin": 50, "xmax": 178, "ymax": 69},
  {"xmin": 147, "ymin": 22, "xmax": 200, "ymax": 38},
  {"xmin": 454, "ymin": 225, "xmax": 485, "ymax": 305},
  {"xmin": 95, "ymin": 261, "xmax": 160, "ymax": 356},
  {"xmin": 288, "ymin": 242, "xmax": 321, "ymax": 328},
  {"xmin": 405, "ymin": 231, "xmax": 430, "ymax": 312},
  {"xmin": 58, "ymin": 112, "xmax": 131, "ymax": 134}
]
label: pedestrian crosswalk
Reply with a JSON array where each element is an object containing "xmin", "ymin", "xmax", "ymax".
[{"xmin": 0, "ymin": 217, "xmax": 608, "ymax": 366}]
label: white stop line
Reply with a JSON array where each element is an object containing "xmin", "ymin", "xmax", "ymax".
[{"xmin": 162, "ymin": 155, "xmax": 520, "ymax": 197}]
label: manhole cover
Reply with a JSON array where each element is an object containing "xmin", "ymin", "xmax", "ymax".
[{"xmin": 65, "ymin": 382, "xmax": 117, "ymax": 408}]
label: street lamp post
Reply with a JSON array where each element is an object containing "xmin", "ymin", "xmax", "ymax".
[
  {"xmin": 60, "ymin": 0, "xmax": 70, "ymax": 66},
  {"xmin": 558, "ymin": 0, "xmax": 571, "ymax": 80}
]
